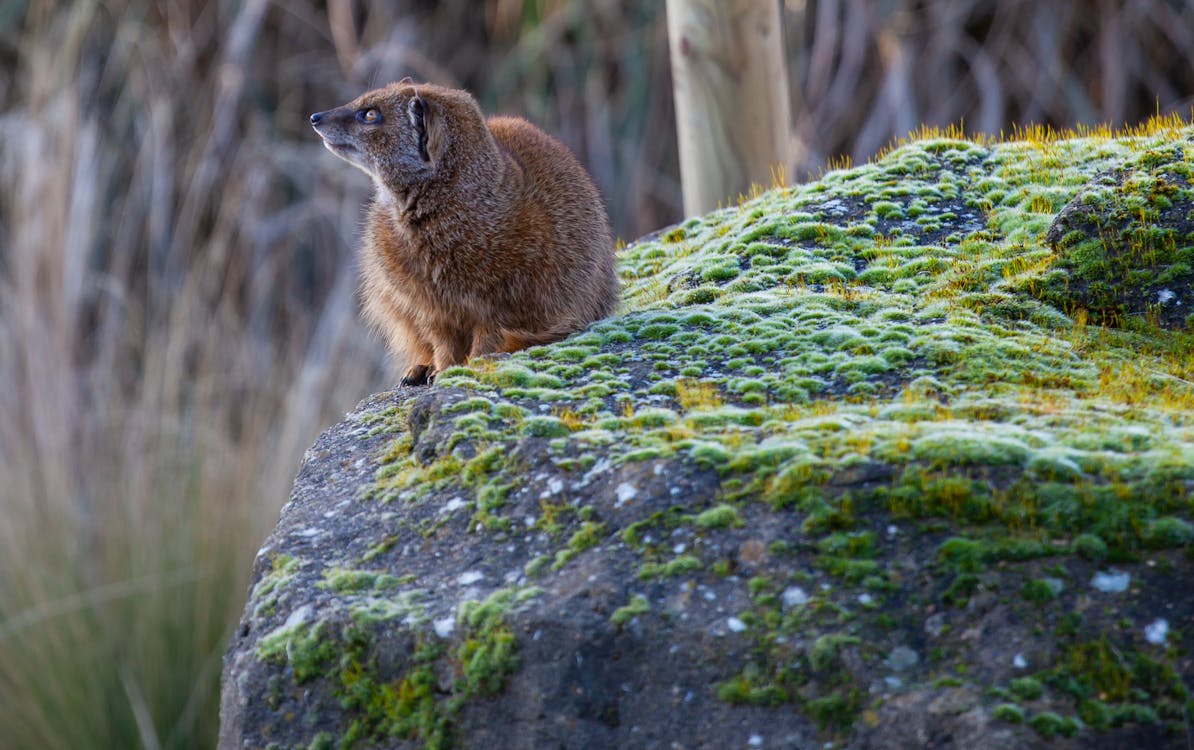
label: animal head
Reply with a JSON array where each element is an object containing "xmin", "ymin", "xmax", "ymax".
[{"xmin": 310, "ymin": 79, "xmax": 481, "ymax": 192}]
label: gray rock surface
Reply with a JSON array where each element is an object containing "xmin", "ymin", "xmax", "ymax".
[{"xmin": 221, "ymin": 129, "xmax": 1194, "ymax": 749}]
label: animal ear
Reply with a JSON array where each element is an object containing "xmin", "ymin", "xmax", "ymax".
[
  {"xmin": 424, "ymin": 99, "xmax": 447, "ymax": 165},
  {"xmin": 408, "ymin": 92, "xmax": 446, "ymax": 165},
  {"xmin": 398, "ymin": 75, "xmax": 414, "ymax": 85},
  {"xmin": 408, "ymin": 94, "xmax": 430, "ymax": 162}
]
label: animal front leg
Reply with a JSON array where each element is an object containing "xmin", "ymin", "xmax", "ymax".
[
  {"xmin": 469, "ymin": 326, "xmax": 504, "ymax": 358},
  {"xmin": 429, "ymin": 327, "xmax": 473, "ymax": 382},
  {"xmin": 387, "ymin": 319, "xmax": 434, "ymax": 387}
]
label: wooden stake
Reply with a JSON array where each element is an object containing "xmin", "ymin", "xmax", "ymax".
[{"xmin": 666, "ymin": 0, "xmax": 791, "ymax": 217}]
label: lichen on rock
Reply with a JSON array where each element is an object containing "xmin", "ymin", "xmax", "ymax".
[{"xmin": 221, "ymin": 120, "xmax": 1194, "ymax": 750}]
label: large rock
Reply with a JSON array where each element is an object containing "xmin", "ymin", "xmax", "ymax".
[{"xmin": 221, "ymin": 124, "xmax": 1194, "ymax": 749}]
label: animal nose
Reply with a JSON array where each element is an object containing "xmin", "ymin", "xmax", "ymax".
[{"xmin": 309, "ymin": 111, "xmax": 324, "ymax": 126}]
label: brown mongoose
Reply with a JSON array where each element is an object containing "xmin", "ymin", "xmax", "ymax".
[{"xmin": 310, "ymin": 80, "xmax": 619, "ymax": 385}]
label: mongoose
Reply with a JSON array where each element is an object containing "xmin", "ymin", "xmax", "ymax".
[{"xmin": 310, "ymin": 80, "xmax": 619, "ymax": 385}]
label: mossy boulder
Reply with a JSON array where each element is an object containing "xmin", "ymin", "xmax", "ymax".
[
  {"xmin": 220, "ymin": 122, "xmax": 1194, "ymax": 750},
  {"xmin": 1041, "ymin": 143, "xmax": 1194, "ymax": 329}
]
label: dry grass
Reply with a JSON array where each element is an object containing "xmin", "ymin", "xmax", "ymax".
[
  {"xmin": 0, "ymin": 2, "xmax": 387, "ymax": 747},
  {"xmin": 0, "ymin": 1, "xmax": 1191, "ymax": 748},
  {"xmin": 790, "ymin": 0, "xmax": 1194, "ymax": 171}
]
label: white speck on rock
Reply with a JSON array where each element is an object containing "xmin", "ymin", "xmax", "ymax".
[
  {"xmin": 443, "ymin": 497, "xmax": 467, "ymax": 513},
  {"xmin": 924, "ymin": 613, "xmax": 947, "ymax": 637},
  {"xmin": 281, "ymin": 604, "xmax": 313, "ymax": 630},
  {"xmin": 1145, "ymin": 619, "xmax": 1169, "ymax": 645},
  {"xmin": 433, "ymin": 617, "xmax": 455, "ymax": 638},
  {"xmin": 748, "ymin": 735, "xmax": 763, "ymax": 747},
  {"xmin": 886, "ymin": 524, "xmax": 898, "ymax": 537},
  {"xmin": 1157, "ymin": 288, "xmax": 1177, "ymax": 305},
  {"xmin": 547, "ymin": 478, "xmax": 564, "ymax": 495},
  {"xmin": 886, "ymin": 646, "xmax": 919, "ymax": 671},
  {"xmin": 458, "ymin": 571, "xmax": 484, "ymax": 585},
  {"xmin": 782, "ymin": 587, "xmax": 809, "ymax": 609},
  {"xmin": 727, "ymin": 617, "xmax": 747, "ymax": 633},
  {"xmin": 297, "ymin": 527, "xmax": 320, "ymax": 537},
  {"xmin": 583, "ymin": 457, "xmax": 612, "ymax": 483},
  {"xmin": 1013, "ymin": 653, "xmax": 1027, "ymax": 669},
  {"xmin": 615, "ymin": 482, "xmax": 638, "ymax": 507},
  {"xmin": 821, "ymin": 198, "xmax": 847, "ymax": 215},
  {"xmin": 653, "ymin": 463, "xmax": 664, "ymax": 475},
  {"xmin": 1092, "ymin": 569, "xmax": 1130, "ymax": 593},
  {"xmin": 858, "ymin": 593, "xmax": 873, "ymax": 605},
  {"xmin": 884, "ymin": 676, "xmax": 903, "ymax": 689},
  {"xmin": 673, "ymin": 543, "xmax": 686, "ymax": 554}
]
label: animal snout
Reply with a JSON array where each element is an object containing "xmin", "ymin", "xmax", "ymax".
[{"xmin": 309, "ymin": 111, "xmax": 325, "ymax": 126}]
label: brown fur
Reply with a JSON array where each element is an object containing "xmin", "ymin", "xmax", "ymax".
[{"xmin": 310, "ymin": 81, "xmax": 619, "ymax": 385}]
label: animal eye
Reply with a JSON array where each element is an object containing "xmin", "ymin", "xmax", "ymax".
[{"xmin": 356, "ymin": 108, "xmax": 381, "ymax": 124}]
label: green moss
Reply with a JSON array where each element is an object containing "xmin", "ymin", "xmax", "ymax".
[
  {"xmin": 256, "ymin": 619, "xmax": 337, "ymax": 684},
  {"xmin": 873, "ymin": 201, "xmax": 905, "ymax": 220},
  {"xmin": 610, "ymin": 594, "xmax": 650, "ymax": 625},
  {"xmin": 1009, "ymin": 676, "xmax": 1045, "ymax": 701},
  {"xmin": 553, "ymin": 521, "xmax": 606, "ymax": 570},
  {"xmin": 716, "ymin": 673, "xmax": 788, "ymax": 707},
  {"xmin": 319, "ymin": 567, "xmax": 401, "ymax": 593},
  {"xmin": 993, "ymin": 703, "xmax": 1026, "ymax": 724},
  {"xmin": 816, "ymin": 531, "xmax": 875, "ymax": 557},
  {"xmin": 816, "ymin": 556, "xmax": 881, "ymax": 583},
  {"xmin": 456, "ymin": 613, "xmax": 517, "ymax": 696},
  {"xmin": 693, "ymin": 504, "xmax": 743, "ymax": 530},
  {"xmin": 524, "ymin": 554, "xmax": 551, "ymax": 579},
  {"xmin": 1020, "ymin": 579, "xmax": 1058, "ymax": 604},
  {"xmin": 521, "ymin": 416, "xmax": 571, "ymax": 438},
  {"xmin": 1070, "ymin": 533, "xmax": 1109, "ymax": 561},
  {"xmin": 942, "ymin": 573, "xmax": 980, "ymax": 607},
  {"xmin": 809, "ymin": 633, "xmax": 861, "ymax": 672},
  {"xmin": 638, "ymin": 554, "xmax": 703, "ymax": 580},
  {"xmin": 308, "ymin": 731, "xmax": 336, "ymax": 750},
  {"xmin": 337, "ymin": 634, "xmax": 450, "ymax": 748},
  {"xmin": 747, "ymin": 575, "xmax": 772, "ymax": 598},
  {"xmin": 1077, "ymin": 698, "xmax": 1111, "ymax": 730},
  {"xmin": 252, "ymin": 554, "xmax": 299, "ymax": 602},
  {"xmin": 910, "ymin": 432, "xmax": 1030, "ymax": 468},
  {"xmin": 805, "ymin": 690, "xmax": 864, "ymax": 731},
  {"xmin": 936, "ymin": 537, "xmax": 987, "ymax": 573},
  {"xmin": 689, "ymin": 441, "xmax": 731, "ymax": 469},
  {"xmin": 1028, "ymin": 711, "xmax": 1079, "ymax": 739},
  {"xmin": 1141, "ymin": 516, "xmax": 1194, "ymax": 549}
]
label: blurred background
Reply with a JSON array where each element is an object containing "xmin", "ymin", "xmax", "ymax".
[{"xmin": 0, "ymin": 1, "xmax": 1191, "ymax": 747}]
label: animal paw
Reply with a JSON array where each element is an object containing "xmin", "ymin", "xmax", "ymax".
[{"xmin": 400, "ymin": 364, "xmax": 433, "ymax": 387}]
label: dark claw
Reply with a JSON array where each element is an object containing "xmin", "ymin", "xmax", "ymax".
[{"xmin": 400, "ymin": 364, "xmax": 433, "ymax": 387}]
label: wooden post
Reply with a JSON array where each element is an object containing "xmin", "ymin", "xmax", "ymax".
[{"xmin": 666, "ymin": 0, "xmax": 791, "ymax": 217}]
